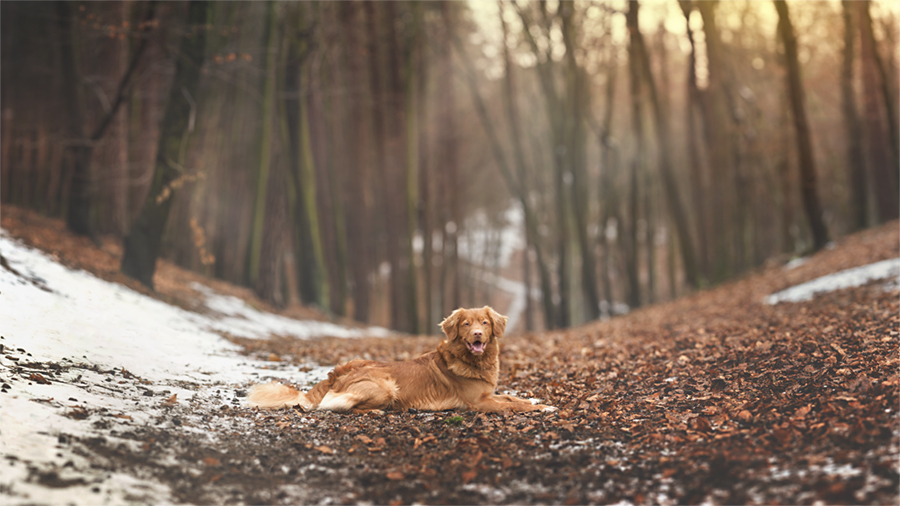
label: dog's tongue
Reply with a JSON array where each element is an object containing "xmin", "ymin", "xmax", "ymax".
[{"xmin": 469, "ymin": 341, "xmax": 485, "ymax": 354}]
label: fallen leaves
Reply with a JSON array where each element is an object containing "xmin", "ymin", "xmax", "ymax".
[
  {"xmin": 4, "ymin": 206, "xmax": 897, "ymax": 505},
  {"xmin": 413, "ymin": 435, "xmax": 436, "ymax": 450},
  {"xmin": 29, "ymin": 372, "xmax": 50, "ymax": 384},
  {"xmin": 64, "ymin": 406, "xmax": 89, "ymax": 420}
]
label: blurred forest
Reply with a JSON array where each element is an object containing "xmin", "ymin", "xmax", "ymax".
[{"xmin": 1, "ymin": 0, "xmax": 897, "ymax": 333}]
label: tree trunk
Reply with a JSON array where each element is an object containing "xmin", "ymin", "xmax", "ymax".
[
  {"xmin": 679, "ymin": 0, "xmax": 711, "ymax": 283},
  {"xmin": 246, "ymin": 1, "xmax": 279, "ymax": 287},
  {"xmin": 860, "ymin": 1, "xmax": 898, "ymax": 169},
  {"xmin": 439, "ymin": 2, "xmax": 461, "ymax": 313},
  {"xmin": 514, "ymin": 2, "xmax": 571, "ymax": 327},
  {"xmin": 283, "ymin": 2, "xmax": 325, "ymax": 307},
  {"xmin": 56, "ymin": 1, "xmax": 94, "ymax": 239},
  {"xmin": 256, "ymin": 154, "xmax": 288, "ymax": 307},
  {"xmin": 625, "ymin": 2, "xmax": 644, "ymax": 310},
  {"xmin": 857, "ymin": 0, "xmax": 900, "ymax": 222},
  {"xmin": 121, "ymin": 1, "xmax": 208, "ymax": 289},
  {"xmin": 631, "ymin": 1, "xmax": 701, "ymax": 289},
  {"xmin": 498, "ymin": 1, "xmax": 556, "ymax": 328},
  {"xmin": 385, "ymin": 1, "xmax": 416, "ymax": 334},
  {"xmin": 774, "ymin": 0, "xmax": 830, "ymax": 251},
  {"xmin": 416, "ymin": 2, "xmax": 434, "ymax": 333},
  {"xmin": 405, "ymin": 1, "xmax": 424, "ymax": 334},
  {"xmin": 597, "ymin": 43, "xmax": 619, "ymax": 314},
  {"xmin": 310, "ymin": 4, "xmax": 346, "ymax": 316},
  {"xmin": 337, "ymin": 1, "xmax": 371, "ymax": 322},
  {"xmin": 364, "ymin": 1, "xmax": 406, "ymax": 332},
  {"xmin": 841, "ymin": 0, "xmax": 868, "ymax": 231},
  {"xmin": 696, "ymin": 1, "xmax": 736, "ymax": 281},
  {"xmin": 561, "ymin": 1, "xmax": 601, "ymax": 321}
]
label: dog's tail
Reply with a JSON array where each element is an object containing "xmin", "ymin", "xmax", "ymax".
[
  {"xmin": 246, "ymin": 382, "xmax": 313, "ymax": 410},
  {"xmin": 247, "ymin": 359, "xmax": 376, "ymax": 410}
]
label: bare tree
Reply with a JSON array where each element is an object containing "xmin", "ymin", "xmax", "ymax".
[
  {"xmin": 121, "ymin": 1, "xmax": 208, "ymax": 288},
  {"xmin": 629, "ymin": 0, "xmax": 701, "ymax": 289},
  {"xmin": 337, "ymin": 1, "xmax": 372, "ymax": 322},
  {"xmin": 857, "ymin": 0, "xmax": 899, "ymax": 222},
  {"xmin": 773, "ymin": 0, "xmax": 830, "ymax": 251},
  {"xmin": 840, "ymin": 0, "xmax": 868, "ymax": 231}
]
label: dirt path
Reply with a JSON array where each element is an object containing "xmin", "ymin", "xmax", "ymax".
[{"xmin": 2, "ymin": 206, "xmax": 898, "ymax": 504}]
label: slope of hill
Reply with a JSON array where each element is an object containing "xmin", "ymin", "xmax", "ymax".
[{"xmin": 1, "ymin": 205, "xmax": 897, "ymax": 504}]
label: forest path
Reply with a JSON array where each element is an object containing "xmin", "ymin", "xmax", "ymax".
[{"xmin": 1, "ymin": 205, "xmax": 897, "ymax": 505}]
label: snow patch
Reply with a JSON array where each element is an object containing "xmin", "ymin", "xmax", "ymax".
[
  {"xmin": 0, "ymin": 229, "xmax": 381, "ymax": 504},
  {"xmin": 765, "ymin": 258, "xmax": 900, "ymax": 305},
  {"xmin": 191, "ymin": 282, "xmax": 391, "ymax": 340}
]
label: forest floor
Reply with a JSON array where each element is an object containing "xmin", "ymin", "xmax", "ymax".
[{"xmin": 1, "ymin": 204, "xmax": 898, "ymax": 505}]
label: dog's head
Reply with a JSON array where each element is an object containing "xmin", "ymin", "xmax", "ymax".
[{"xmin": 439, "ymin": 306, "xmax": 508, "ymax": 355}]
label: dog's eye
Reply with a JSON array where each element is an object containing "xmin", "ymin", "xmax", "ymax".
[
  {"xmin": 483, "ymin": 320, "xmax": 488, "ymax": 325},
  {"xmin": 463, "ymin": 322, "xmax": 470, "ymax": 326}
]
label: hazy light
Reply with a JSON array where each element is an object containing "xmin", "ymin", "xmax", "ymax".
[{"xmin": 721, "ymin": 29, "xmax": 733, "ymax": 44}]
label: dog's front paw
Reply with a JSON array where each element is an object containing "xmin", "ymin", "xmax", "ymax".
[{"xmin": 539, "ymin": 405, "xmax": 558, "ymax": 413}]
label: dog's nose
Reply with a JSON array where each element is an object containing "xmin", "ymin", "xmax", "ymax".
[{"xmin": 472, "ymin": 329, "xmax": 483, "ymax": 339}]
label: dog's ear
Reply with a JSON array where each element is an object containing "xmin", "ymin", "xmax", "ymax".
[
  {"xmin": 485, "ymin": 306, "xmax": 508, "ymax": 339},
  {"xmin": 439, "ymin": 308, "xmax": 465, "ymax": 341}
]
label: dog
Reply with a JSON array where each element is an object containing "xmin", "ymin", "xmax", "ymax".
[{"xmin": 247, "ymin": 306, "xmax": 556, "ymax": 414}]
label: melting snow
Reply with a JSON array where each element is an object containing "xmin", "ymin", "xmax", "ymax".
[
  {"xmin": 0, "ymin": 229, "xmax": 385, "ymax": 504},
  {"xmin": 765, "ymin": 258, "xmax": 900, "ymax": 304}
]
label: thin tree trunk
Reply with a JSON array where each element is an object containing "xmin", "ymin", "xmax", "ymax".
[
  {"xmin": 841, "ymin": 0, "xmax": 868, "ymax": 231},
  {"xmin": 514, "ymin": 2, "xmax": 570, "ymax": 327},
  {"xmin": 679, "ymin": 0, "xmax": 711, "ymax": 283},
  {"xmin": 405, "ymin": 1, "xmax": 424, "ymax": 334},
  {"xmin": 776, "ymin": 98, "xmax": 797, "ymax": 254},
  {"xmin": 589, "ymin": 17, "xmax": 619, "ymax": 314},
  {"xmin": 439, "ymin": 2, "xmax": 461, "ymax": 313},
  {"xmin": 597, "ymin": 59, "xmax": 619, "ymax": 313},
  {"xmin": 298, "ymin": 29, "xmax": 327, "ymax": 306},
  {"xmin": 630, "ymin": 1, "xmax": 701, "ymax": 289},
  {"xmin": 364, "ymin": 1, "xmax": 404, "ymax": 331},
  {"xmin": 56, "ymin": 1, "xmax": 95, "ymax": 239},
  {"xmin": 561, "ymin": 1, "xmax": 601, "ymax": 321},
  {"xmin": 386, "ymin": 0, "xmax": 416, "ymax": 334},
  {"xmin": 454, "ymin": 3, "xmax": 555, "ymax": 328},
  {"xmin": 338, "ymin": 1, "xmax": 371, "ymax": 322},
  {"xmin": 256, "ymin": 153, "xmax": 288, "ymax": 307},
  {"xmin": 858, "ymin": 0, "xmax": 900, "ymax": 222},
  {"xmin": 283, "ymin": 2, "xmax": 323, "ymax": 307},
  {"xmin": 696, "ymin": 1, "xmax": 735, "ymax": 281},
  {"xmin": 311, "ymin": 4, "xmax": 346, "ymax": 316},
  {"xmin": 498, "ymin": 1, "xmax": 556, "ymax": 328},
  {"xmin": 416, "ymin": 2, "xmax": 434, "ymax": 333},
  {"xmin": 625, "ymin": 2, "xmax": 644, "ymax": 310},
  {"xmin": 860, "ymin": 1, "xmax": 898, "ymax": 169},
  {"xmin": 122, "ymin": 1, "xmax": 208, "ymax": 288},
  {"xmin": 774, "ymin": 0, "xmax": 830, "ymax": 251},
  {"xmin": 246, "ymin": 0, "xmax": 279, "ymax": 287}
]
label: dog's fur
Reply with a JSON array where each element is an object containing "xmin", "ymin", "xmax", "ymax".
[{"xmin": 247, "ymin": 307, "xmax": 555, "ymax": 414}]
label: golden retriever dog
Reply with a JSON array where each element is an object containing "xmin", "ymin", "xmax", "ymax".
[{"xmin": 247, "ymin": 306, "xmax": 556, "ymax": 414}]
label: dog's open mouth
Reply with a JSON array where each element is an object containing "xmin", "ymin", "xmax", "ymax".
[{"xmin": 466, "ymin": 340, "xmax": 486, "ymax": 355}]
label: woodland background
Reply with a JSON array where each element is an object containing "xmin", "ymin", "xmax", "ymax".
[{"xmin": 1, "ymin": 0, "xmax": 898, "ymax": 333}]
